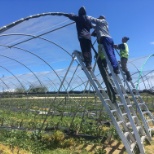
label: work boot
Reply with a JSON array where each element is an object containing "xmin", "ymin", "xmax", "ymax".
[
  {"xmin": 86, "ymin": 63, "xmax": 92, "ymax": 71},
  {"xmin": 87, "ymin": 65, "xmax": 92, "ymax": 71},
  {"xmin": 109, "ymin": 73, "xmax": 112, "ymax": 76},
  {"xmin": 126, "ymin": 71, "xmax": 132, "ymax": 81},
  {"xmin": 113, "ymin": 67, "xmax": 120, "ymax": 74}
]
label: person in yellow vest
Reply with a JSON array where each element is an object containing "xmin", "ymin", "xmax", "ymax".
[{"xmin": 114, "ymin": 37, "xmax": 132, "ymax": 81}]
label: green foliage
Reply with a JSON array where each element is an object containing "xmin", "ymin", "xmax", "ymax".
[
  {"xmin": 28, "ymin": 85, "xmax": 48, "ymax": 93},
  {"xmin": 0, "ymin": 93, "xmax": 132, "ymax": 153},
  {"xmin": 94, "ymin": 148, "xmax": 106, "ymax": 154},
  {"xmin": 110, "ymin": 126, "xmax": 120, "ymax": 141},
  {"xmin": 0, "ymin": 128, "xmax": 111, "ymax": 153},
  {"xmin": 15, "ymin": 87, "xmax": 26, "ymax": 93}
]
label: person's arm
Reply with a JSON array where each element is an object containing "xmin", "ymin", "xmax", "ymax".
[
  {"xmin": 118, "ymin": 44, "xmax": 125, "ymax": 50},
  {"xmin": 87, "ymin": 16, "xmax": 99, "ymax": 24},
  {"xmin": 114, "ymin": 44, "xmax": 125, "ymax": 50},
  {"xmin": 51, "ymin": 12, "xmax": 72, "ymax": 18},
  {"xmin": 51, "ymin": 13, "xmax": 77, "ymax": 22}
]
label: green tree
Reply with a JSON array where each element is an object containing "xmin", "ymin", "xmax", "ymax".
[
  {"xmin": 28, "ymin": 85, "xmax": 48, "ymax": 93},
  {"xmin": 15, "ymin": 87, "xmax": 26, "ymax": 93}
]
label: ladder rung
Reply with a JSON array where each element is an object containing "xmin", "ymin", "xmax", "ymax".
[
  {"xmin": 126, "ymin": 122, "xmax": 131, "ymax": 127},
  {"xmin": 136, "ymin": 126, "xmax": 142, "ymax": 131},
  {"xmin": 118, "ymin": 103, "xmax": 124, "ymax": 106},
  {"xmin": 117, "ymin": 121, "xmax": 123, "ymax": 125},
  {"xmin": 124, "ymin": 132, "xmax": 130, "ymax": 138},
  {"xmin": 116, "ymin": 94, "xmax": 128, "ymax": 97},
  {"xmin": 92, "ymin": 78, "xmax": 98, "ymax": 81},
  {"xmin": 147, "ymin": 119, "xmax": 154, "ymax": 123},
  {"xmin": 104, "ymin": 98, "xmax": 110, "ymax": 101},
  {"xmin": 130, "ymin": 142, "xmax": 137, "ymax": 152},
  {"xmin": 132, "ymin": 116, "xmax": 137, "ymax": 120},
  {"xmin": 143, "ymin": 111, "xmax": 149, "ymax": 114},
  {"xmin": 141, "ymin": 136, "xmax": 146, "ymax": 143},
  {"xmin": 138, "ymin": 103, "xmax": 145, "ymax": 106},
  {"xmin": 122, "ymin": 113, "xmax": 127, "ymax": 116},
  {"xmin": 126, "ymin": 117, "xmax": 136, "ymax": 125},
  {"xmin": 127, "ymin": 104, "xmax": 132, "ymax": 107},
  {"xmin": 98, "ymin": 88, "xmax": 104, "ymax": 91},
  {"xmin": 111, "ymin": 109, "xmax": 117, "ymax": 113}
]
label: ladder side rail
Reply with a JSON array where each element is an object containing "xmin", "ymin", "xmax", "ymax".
[
  {"xmin": 130, "ymin": 81, "xmax": 154, "ymax": 121},
  {"xmin": 115, "ymin": 69, "xmax": 149, "ymax": 133},
  {"xmin": 115, "ymin": 74, "xmax": 148, "ymax": 144},
  {"xmin": 118, "ymin": 64, "xmax": 152, "ymax": 139},
  {"xmin": 90, "ymin": 70, "xmax": 127, "ymax": 120}
]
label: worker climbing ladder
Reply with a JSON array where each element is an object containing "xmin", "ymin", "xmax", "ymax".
[{"xmin": 73, "ymin": 50, "xmax": 146, "ymax": 154}]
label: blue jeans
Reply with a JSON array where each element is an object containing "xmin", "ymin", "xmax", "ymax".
[{"xmin": 100, "ymin": 37, "xmax": 118, "ymax": 70}]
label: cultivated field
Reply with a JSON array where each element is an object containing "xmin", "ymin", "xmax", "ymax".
[{"xmin": 0, "ymin": 92, "xmax": 153, "ymax": 153}]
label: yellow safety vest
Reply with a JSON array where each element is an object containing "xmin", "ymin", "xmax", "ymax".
[{"xmin": 120, "ymin": 43, "xmax": 129, "ymax": 58}]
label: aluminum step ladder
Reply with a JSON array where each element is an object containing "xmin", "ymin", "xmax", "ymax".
[
  {"xmin": 108, "ymin": 68, "xmax": 150, "ymax": 143},
  {"xmin": 73, "ymin": 50, "xmax": 141, "ymax": 154},
  {"xmin": 119, "ymin": 65, "xmax": 154, "ymax": 139},
  {"xmin": 97, "ymin": 45, "xmax": 151, "ymax": 153}
]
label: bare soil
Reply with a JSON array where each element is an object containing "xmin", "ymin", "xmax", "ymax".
[{"xmin": 0, "ymin": 137, "xmax": 154, "ymax": 154}]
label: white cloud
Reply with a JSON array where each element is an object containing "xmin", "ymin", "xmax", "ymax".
[{"xmin": 150, "ymin": 42, "xmax": 154, "ymax": 45}]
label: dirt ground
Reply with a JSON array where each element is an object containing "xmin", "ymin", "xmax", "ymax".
[
  {"xmin": 0, "ymin": 137, "xmax": 154, "ymax": 154},
  {"xmin": 102, "ymin": 137, "xmax": 154, "ymax": 154},
  {"xmin": 85, "ymin": 137, "xmax": 154, "ymax": 154}
]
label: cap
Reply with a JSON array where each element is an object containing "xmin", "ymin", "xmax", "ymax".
[
  {"xmin": 123, "ymin": 37, "xmax": 129, "ymax": 41},
  {"xmin": 98, "ymin": 15, "xmax": 106, "ymax": 19}
]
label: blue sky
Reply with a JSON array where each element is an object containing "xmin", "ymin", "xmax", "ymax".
[
  {"xmin": 0, "ymin": 0, "xmax": 153, "ymax": 90},
  {"xmin": 0, "ymin": 0, "xmax": 154, "ymax": 59}
]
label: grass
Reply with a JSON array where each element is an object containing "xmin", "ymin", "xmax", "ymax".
[{"xmin": 0, "ymin": 93, "xmax": 153, "ymax": 153}]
